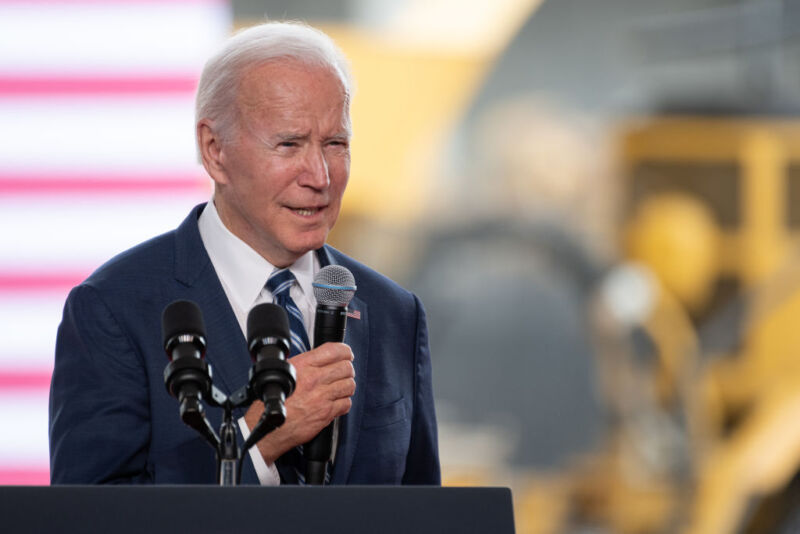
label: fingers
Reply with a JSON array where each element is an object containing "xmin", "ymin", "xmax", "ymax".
[
  {"xmin": 248, "ymin": 343, "xmax": 356, "ymax": 452},
  {"xmin": 323, "ymin": 360, "xmax": 355, "ymax": 384},
  {"xmin": 297, "ymin": 342, "xmax": 353, "ymax": 367},
  {"xmin": 332, "ymin": 396, "xmax": 352, "ymax": 418},
  {"xmin": 291, "ymin": 345, "xmax": 354, "ymax": 389},
  {"xmin": 328, "ymin": 377, "xmax": 356, "ymax": 401},
  {"xmin": 296, "ymin": 369, "xmax": 354, "ymax": 402}
]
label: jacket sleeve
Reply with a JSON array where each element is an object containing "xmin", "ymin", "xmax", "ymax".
[
  {"xmin": 49, "ymin": 284, "xmax": 152, "ymax": 484},
  {"xmin": 402, "ymin": 294, "xmax": 441, "ymax": 484}
]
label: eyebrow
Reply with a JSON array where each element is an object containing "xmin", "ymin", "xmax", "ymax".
[
  {"xmin": 275, "ymin": 132, "xmax": 310, "ymax": 142},
  {"xmin": 274, "ymin": 131, "xmax": 351, "ymax": 143}
]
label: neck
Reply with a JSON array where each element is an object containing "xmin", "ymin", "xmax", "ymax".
[{"xmin": 212, "ymin": 198, "xmax": 301, "ymax": 268}]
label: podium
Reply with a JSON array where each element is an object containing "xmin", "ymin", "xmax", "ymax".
[{"xmin": 0, "ymin": 486, "xmax": 515, "ymax": 533}]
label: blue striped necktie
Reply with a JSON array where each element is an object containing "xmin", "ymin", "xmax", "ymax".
[
  {"xmin": 265, "ymin": 268, "xmax": 314, "ymax": 484},
  {"xmin": 266, "ymin": 268, "xmax": 310, "ymax": 357}
]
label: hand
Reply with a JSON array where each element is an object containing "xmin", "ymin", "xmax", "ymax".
[{"xmin": 244, "ymin": 342, "xmax": 355, "ymax": 464}]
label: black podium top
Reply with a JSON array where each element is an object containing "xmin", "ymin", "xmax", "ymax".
[{"xmin": 1, "ymin": 485, "xmax": 515, "ymax": 534}]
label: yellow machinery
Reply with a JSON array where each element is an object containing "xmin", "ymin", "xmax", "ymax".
[
  {"xmin": 514, "ymin": 116, "xmax": 800, "ymax": 534},
  {"xmin": 615, "ymin": 117, "xmax": 800, "ymax": 534}
]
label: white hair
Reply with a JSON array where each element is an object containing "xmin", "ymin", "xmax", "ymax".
[{"xmin": 195, "ymin": 21, "xmax": 353, "ymax": 146}]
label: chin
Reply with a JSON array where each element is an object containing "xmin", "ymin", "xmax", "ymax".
[{"xmin": 288, "ymin": 231, "xmax": 328, "ymax": 256}]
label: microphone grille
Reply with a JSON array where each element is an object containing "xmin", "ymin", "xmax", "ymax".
[
  {"xmin": 313, "ymin": 265, "xmax": 356, "ymax": 306},
  {"xmin": 161, "ymin": 300, "xmax": 206, "ymax": 347},
  {"xmin": 247, "ymin": 303, "xmax": 290, "ymax": 343}
]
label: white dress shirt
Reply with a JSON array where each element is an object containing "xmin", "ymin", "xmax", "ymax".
[{"xmin": 198, "ymin": 199, "xmax": 319, "ymax": 485}]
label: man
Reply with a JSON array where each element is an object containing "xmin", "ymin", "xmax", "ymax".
[{"xmin": 49, "ymin": 21, "xmax": 440, "ymax": 485}]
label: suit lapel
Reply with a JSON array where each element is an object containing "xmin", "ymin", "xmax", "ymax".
[{"xmin": 173, "ymin": 204, "xmax": 251, "ymax": 397}]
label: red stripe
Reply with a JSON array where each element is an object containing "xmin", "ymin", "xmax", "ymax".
[
  {"xmin": 0, "ymin": 76, "xmax": 199, "ymax": 96},
  {"xmin": 0, "ymin": 370, "xmax": 52, "ymax": 390},
  {"xmin": 0, "ymin": 272, "xmax": 88, "ymax": 292},
  {"xmin": 0, "ymin": 173, "xmax": 210, "ymax": 195},
  {"xmin": 0, "ymin": 468, "xmax": 50, "ymax": 486}
]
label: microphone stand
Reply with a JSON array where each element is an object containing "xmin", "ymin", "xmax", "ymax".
[
  {"xmin": 207, "ymin": 385, "xmax": 241, "ymax": 486},
  {"xmin": 175, "ymin": 380, "xmax": 284, "ymax": 486},
  {"xmin": 163, "ymin": 302, "xmax": 295, "ymax": 485}
]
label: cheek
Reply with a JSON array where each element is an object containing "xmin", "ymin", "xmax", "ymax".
[
  {"xmin": 241, "ymin": 164, "xmax": 293, "ymax": 205},
  {"xmin": 331, "ymin": 158, "xmax": 350, "ymax": 191}
]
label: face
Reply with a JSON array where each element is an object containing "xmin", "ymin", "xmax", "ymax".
[{"xmin": 201, "ymin": 59, "xmax": 351, "ymax": 267}]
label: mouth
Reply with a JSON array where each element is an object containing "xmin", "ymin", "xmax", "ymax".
[{"xmin": 289, "ymin": 206, "xmax": 325, "ymax": 217}]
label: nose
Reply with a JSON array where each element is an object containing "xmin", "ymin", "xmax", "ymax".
[{"xmin": 298, "ymin": 144, "xmax": 330, "ymax": 190}]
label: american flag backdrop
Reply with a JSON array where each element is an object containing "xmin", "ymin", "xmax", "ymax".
[{"xmin": 0, "ymin": 0, "xmax": 231, "ymax": 484}]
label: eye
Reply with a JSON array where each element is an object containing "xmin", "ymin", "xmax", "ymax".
[{"xmin": 278, "ymin": 141, "xmax": 298, "ymax": 148}]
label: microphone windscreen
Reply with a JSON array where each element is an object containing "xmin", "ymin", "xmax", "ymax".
[
  {"xmin": 162, "ymin": 300, "xmax": 206, "ymax": 346},
  {"xmin": 313, "ymin": 265, "xmax": 356, "ymax": 307},
  {"xmin": 247, "ymin": 303, "xmax": 290, "ymax": 342}
]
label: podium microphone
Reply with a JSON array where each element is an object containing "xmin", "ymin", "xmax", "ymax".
[
  {"xmin": 162, "ymin": 300, "xmax": 212, "ymax": 429},
  {"xmin": 246, "ymin": 303, "xmax": 296, "ymax": 432},
  {"xmin": 305, "ymin": 265, "xmax": 357, "ymax": 485}
]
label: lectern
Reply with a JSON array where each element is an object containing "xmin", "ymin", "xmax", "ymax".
[{"xmin": 1, "ymin": 485, "xmax": 515, "ymax": 534}]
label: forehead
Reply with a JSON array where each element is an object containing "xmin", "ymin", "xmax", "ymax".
[{"xmin": 236, "ymin": 59, "xmax": 347, "ymax": 115}]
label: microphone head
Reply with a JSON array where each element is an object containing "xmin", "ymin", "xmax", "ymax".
[
  {"xmin": 247, "ymin": 303, "xmax": 291, "ymax": 344},
  {"xmin": 161, "ymin": 300, "xmax": 206, "ymax": 354},
  {"xmin": 161, "ymin": 300, "xmax": 206, "ymax": 361},
  {"xmin": 313, "ymin": 265, "xmax": 356, "ymax": 307}
]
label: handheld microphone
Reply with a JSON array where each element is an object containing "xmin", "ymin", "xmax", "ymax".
[
  {"xmin": 304, "ymin": 265, "xmax": 356, "ymax": 485},
  {"xmin": 247, "ymin": 303, "xmax": 296, "ymax": 430},
  {"xmin": 162, "ymin": 300, "xmax": 212, "ymax": 425}
]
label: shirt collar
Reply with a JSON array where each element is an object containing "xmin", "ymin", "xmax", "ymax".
[
  {"xmin": 289, "ymin": 249, "xmax": 315, "ymax": 301},
  {"xmin": 198, "ymin": 200, "xmax": 316, "ymax": 311}
]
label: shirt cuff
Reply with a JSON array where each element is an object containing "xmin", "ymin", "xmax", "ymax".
[{"xmin": 238, "ymin": 416, "xmax": 281, "ymax": 486}]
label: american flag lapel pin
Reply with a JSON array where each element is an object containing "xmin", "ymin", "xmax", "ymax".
[{"xmin": 346, "ymin": 308, "xmax": 361, "ymax": 320}]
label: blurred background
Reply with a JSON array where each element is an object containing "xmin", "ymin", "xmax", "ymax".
[{"xmin": 4, "ymin": 0, "xmax": 800, "ymax": 532}]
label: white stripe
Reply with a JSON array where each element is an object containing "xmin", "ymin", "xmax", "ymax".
[
  {"xmin": 0, "ymin": 295, "xmax": 66, "ymax": 368},
  {"xmin": 287, "ymin": 306, "xmax": 304, "ymax": 322},
  {"xmin": 290, "ymin": 330, "xmax": 307, "ymax": 348},
  {"xmin": 0, "ymin": 194, "xmax": 209, "ymax": 270},
  {"xmin": 290, "ymin": 332, "xmax": 307, "ymax": 353},
  {"xmin": 270, "ymin": 279, "xmax": 294, "ymax": 296},
  {"xmin": 268, "ymin": 268, "xmax": 288, "ymax": 279},
  {"xmin": 291, "ymin": 331, "xmax": 308, "ymax": 350},
  {"xmin": 0, "ymin": 96, "xmax": 201, "ymax": 173},
  {"xmin": 0, "ymin": 3, "xmax": 230, "ymax": 74},
  {"xmin": 0, "ymin": 391, "xmax": 49, "ymax": 464}
]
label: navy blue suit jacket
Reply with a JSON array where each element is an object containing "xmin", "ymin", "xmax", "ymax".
[{"xmin": 49, "ymin": 204, "xmax": 440, "ymax": 485}]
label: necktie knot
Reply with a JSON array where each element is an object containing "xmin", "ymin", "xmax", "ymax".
[{"xmin": 266, "ymin": 268, "xmax": 296, "ymax": 299}]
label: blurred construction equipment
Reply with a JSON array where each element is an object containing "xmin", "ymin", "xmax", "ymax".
[
  {"xmin": 610, "ymin": 117, "xmax": 800, "ymax": 534},
  {"xmin": 409, "ymin": 114, "xmax": 800, "ymax": 534},
  {"xmin": 516, "ymin": 116, "xmax": 800, "ymax": 534}
]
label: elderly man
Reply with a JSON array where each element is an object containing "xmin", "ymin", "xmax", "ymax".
[{"xmin": 49, "ymin": 21, "xmax": 440, "ymax": 485}]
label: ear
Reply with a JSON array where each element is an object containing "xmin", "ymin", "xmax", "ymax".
[{"xmin": 197, "ymin": 119, "xmax": 230, "ymax": 186}]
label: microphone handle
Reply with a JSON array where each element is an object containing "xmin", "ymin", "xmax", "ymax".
[{"xmin": 304, "ymin": 304, "xmax": 347, "ymax": 485}]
